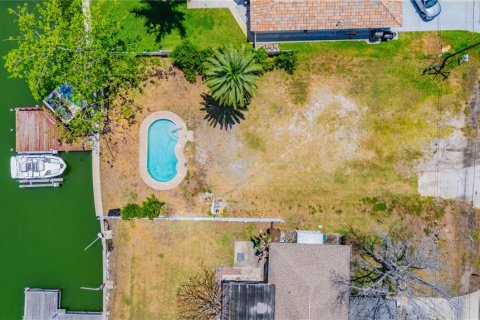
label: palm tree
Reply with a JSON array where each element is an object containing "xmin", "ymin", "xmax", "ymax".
[{"xmin": 204, "ymin": 46, "xmax": 263, "ymax": 109}]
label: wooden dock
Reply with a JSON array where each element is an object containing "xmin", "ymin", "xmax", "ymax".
[
  {"xmin": 15, "ymin": 107, "xmax": 91, "ymax": 152},
  {"xmin": 23, "ymin": 288, "xmax": 102, "ymax": 319}
]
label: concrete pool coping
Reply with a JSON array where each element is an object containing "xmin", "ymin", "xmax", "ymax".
[{"xmin": 139, "ymin": 111, "xmax": 192, "ymax": 190}]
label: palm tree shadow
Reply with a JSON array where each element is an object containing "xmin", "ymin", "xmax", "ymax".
[
  {"xmin": 133, "ymin": 0, "xmax": 186, "ymax": 43},
  {"xmin": 200, "ymin": 94, "xmax": 247, "ymax": 130}
]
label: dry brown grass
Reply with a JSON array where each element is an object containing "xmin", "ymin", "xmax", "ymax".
[
  {"xmin": 108, "ymin": 220, "xmax": 269, "ymax": 319},
  {"xmin": 101, "ymin": 33, "xmax": 480, "ymax": 304}
]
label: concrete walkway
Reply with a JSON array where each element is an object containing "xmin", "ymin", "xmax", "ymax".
[
  {"xmin": 187, "ymin": 0, "xmax": 248, "ymax": 35},
  {"xmin": 396, "ymin": 0, "xmax": 480, "ymax": 33}
]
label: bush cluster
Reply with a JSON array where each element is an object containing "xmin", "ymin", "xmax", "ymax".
[
  {"xmin": 171, "ymin": 42, "xmax": 299, "ymax": 83},
  {"xmin": 120, "ymin": 194, "xmax": 167, "ymax": 220},
  {"xmin": 273, "ymin": 51, "xmax": 298, "ymax": 75},
  {"xmin": 251, "ymin": 48, "xmax": 298, "ymax": 74},
  {"xmin": 170, "ymin": 40, "xmax": 213, "ymax": 83}
]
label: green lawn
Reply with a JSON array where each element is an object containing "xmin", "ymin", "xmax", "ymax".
[{"xmin": 107, "ymin": 0, "xmax": 246, "ymax": 51}]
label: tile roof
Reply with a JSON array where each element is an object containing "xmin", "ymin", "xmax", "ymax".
[
  {"xmin": 250, "ymin": 0, "xmax": 403, "ymax": 32},
  {"xmin": 267, "ymin": 243, "xmax": 351, "ymax": 320}
]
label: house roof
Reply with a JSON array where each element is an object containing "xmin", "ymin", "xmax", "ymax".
[
  {"xmin": 249, "ymin": 0, "xmax": 403, "ymax": 32},
  {"xmin": 349, "ymin": 297, "xmax": 397, "ymax": 320},
  {"xmin": 267, "ymin": 243, "xmax": 351, "ymax": 320},
  {"xmin": 221, "ymin": 282, "xmax": 275, "ymax": 320}
]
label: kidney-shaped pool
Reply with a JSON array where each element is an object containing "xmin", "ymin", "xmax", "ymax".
[
  {"xmin": 139, "ymin": 111, "xmax": 191, "ymax": 190},
  {"xmin": 148, "ymin": 119, "xmax": 179, "ymax": 182}
]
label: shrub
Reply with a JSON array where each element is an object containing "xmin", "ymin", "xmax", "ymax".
[
  {"xmin": 253, "ymin": 47, "xmax": 273, "ymax": 72},
  {"xmin": 171, "ymin": 40, "xmax": 213, "ymax": 82},
  {"xmin": 274, "ymin": 51, "xmax": 298, "ymax": 75},
  {"xmin": 142, "ymin": 194, "xmax": 167, "ymax": 219},
  {"xmin": 120, "ymin": 203, "xmax": 142, "ymax": 220}
]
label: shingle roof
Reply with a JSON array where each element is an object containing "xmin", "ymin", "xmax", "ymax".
[
  {"xmin": 267, "ymin": 243, "xmax": 351, "ymax": 320},
  {"xmin": 250, "ymin": 0, "xmax": 402, "ymax": 32}
]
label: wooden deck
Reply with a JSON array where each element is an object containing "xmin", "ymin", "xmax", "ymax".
[
  {"xmin": 23, "ymin": 288, "xmax": 102, "ymax": 320},
  {"xmin": 16, "ymin": 107, "xmax": 91, "ymax": 152}
]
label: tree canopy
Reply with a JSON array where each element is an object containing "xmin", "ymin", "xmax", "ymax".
[
  {"xmin": 4, "ymin": 0, "xmax": 143, "ymax": 138},
  {"xmin": 332, "ymin": 228, "xmax": 456, "ymax": 319},
  {"xmin": 203, "ymin": 46, "xmax": 263, "ymax": 109}
]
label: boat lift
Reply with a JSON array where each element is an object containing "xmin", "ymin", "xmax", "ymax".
[
  {"xmin": 18, "ymin": 178, "xmax": 63, "ymax": 188},
  {"xmin": 13, "ymin": 150, "xmax": 65, "ymax": 188}
]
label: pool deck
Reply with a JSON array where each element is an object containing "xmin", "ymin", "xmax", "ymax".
[
  {"xmin": 15, "ymin": 107, "xmax": 91, "ymax": 152},
  {"xmin": 139, "ymin": 111, "xmax": 193, "ymax": 190}
]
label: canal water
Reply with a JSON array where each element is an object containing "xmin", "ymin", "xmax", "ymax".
[{"xmin": 0, "ymin": 1, "xmax": 103, "ymax": 318}]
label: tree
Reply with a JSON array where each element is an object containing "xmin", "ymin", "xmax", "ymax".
[
  {"xmin": 203, "ymin": 46, "xmax": 263, "ymax": 109},
  {"xmin": 177, "ymin": 266, "xmax": 222, "ymax": 320},
  {"xmin": 4, "ymin": 0, "xmax": 143, "ymax": 139},
  {"xmin": 141, "ymin": 194, "xmax": 167, "ymax": 220},
  {"xmin": 332, "ymin": 228, "xmax": 457, "ymax": 319}
]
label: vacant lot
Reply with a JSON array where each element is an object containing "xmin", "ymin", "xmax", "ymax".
[
  {"xmin": 102, "ymin": 31, "xmax": 480, "ymax": 305},
  {"xmin": 108, "ymin": 220, "xmax": 270, "ymax": 319}
]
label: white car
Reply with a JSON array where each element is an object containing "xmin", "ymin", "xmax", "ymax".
[{"xmin": 413, "ymin": 0, "xmax": 442, "ymax": 20}]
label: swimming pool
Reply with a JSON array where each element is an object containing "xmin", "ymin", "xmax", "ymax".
[
  {"xmin": 147, "ymin": 119, "xmax": 179, "ymax": 182},
  {"xmin": 139, "ymin": 111, "xmax": 192, "ymax": 190}
]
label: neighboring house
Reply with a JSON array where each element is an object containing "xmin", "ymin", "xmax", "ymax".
[
  {"xmin": 221, "ymin": 282, "xmax": 275, "ymax": 320},
  {"xmin": 249, "ymin": 0, "xmax": 402, "ymax": 44},
  {"xmin": 267, "ymin": 243, "xmax": 351, "ymax": 320}
]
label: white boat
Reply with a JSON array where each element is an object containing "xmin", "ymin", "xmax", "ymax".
[{"xmin": 10, "ymin": 155, "xmax": 66, "ymax": 180}]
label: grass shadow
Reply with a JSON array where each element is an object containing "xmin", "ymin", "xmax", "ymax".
[
  {"xmin": 200, "ymin": 94, "xmax": 246, "ymax": 130},
  {"xmin": 133, "ymin": 0, "xmax": 186, "ymax": 43}
]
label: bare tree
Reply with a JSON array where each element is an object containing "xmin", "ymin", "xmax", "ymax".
[
  {"xmin": 332, "ymin": 228, "xmax": 457, "ymax": 320},
  {"xmin": 177, "ymin": 266, "xmax": 222, "ymax": 320}
]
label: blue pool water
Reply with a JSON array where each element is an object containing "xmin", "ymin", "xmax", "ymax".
[{"xmin": 147, "ymin": 119, "xmax": 179, "ymax": 182}]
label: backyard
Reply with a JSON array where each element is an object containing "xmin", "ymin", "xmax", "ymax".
[
  {"xmin": 108, "ymin": 220, "xmax": 270, "ymax": 319},
  {"xmin": 97, "ymin": 2, "xmax": 480, "ymax": 315}
]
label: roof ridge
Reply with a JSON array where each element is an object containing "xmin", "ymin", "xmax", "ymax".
[{"xmin": 380, "ymin": 0, "xmax": 403, "ymax": 27}]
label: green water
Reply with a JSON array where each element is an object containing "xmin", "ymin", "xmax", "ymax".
[{"xmin": 0, "ymin": 1, "xmax": 103, "ymax": 318}]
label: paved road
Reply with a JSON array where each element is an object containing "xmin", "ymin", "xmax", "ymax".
[{"xmin": 397, "ymin": 0, "xmax": 480, "ymax": 32}]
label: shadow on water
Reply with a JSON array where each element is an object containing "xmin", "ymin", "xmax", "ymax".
[
  {"xmin": 200, "ymin": 94, "xmax": 246, "ymax": 130},
  {"xmin": 133, "ymin": 0, "xmax": 186, "ymax": 43}
]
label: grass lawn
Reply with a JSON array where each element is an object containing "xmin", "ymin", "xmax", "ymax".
[
  {"xmin": 108, "ymin": 220, "xmax": 270, "ymax": 319},
  {"xmin": 106, "ymin": 0, "xmax": 246, "ymax": 51}
]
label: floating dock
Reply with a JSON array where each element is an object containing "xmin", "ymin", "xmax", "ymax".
[
  {"xmin": 23, "ymin": 288, "xmax": 102, "ymax": 319},
  {"xmin": 15, "ymin": 107, "xmax": 91, "ymax": 152}
]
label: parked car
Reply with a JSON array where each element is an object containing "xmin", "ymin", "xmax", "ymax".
[
  {"xmin": 413, "ymin": 0, "xmax": 442, "ymax": 20},
  {"xmin": 369, "ymin": 29, "xmax": 397, "ymax": 43}
]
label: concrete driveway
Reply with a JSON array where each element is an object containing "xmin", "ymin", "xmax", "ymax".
[{"xmin": 396, "ymin": 0, "xmax": 480, "ymax": 33}]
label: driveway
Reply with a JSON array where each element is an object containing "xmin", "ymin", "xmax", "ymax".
[{"xmin": 396, "ymin": 0, "xmax": 480, "ymax": 33}]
